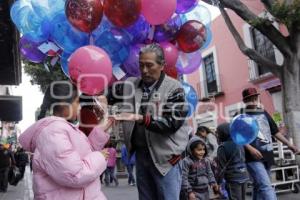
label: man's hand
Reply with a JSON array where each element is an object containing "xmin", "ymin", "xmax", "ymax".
[
  {"xmin": 188, "ymin": 192, "xmax": 196, "ymax": 200},
  {"xmin": 249, "ymin": 147, "xmax": 263, "ymax": 160},
  {"xmin": 288, "ymin": 144, "xmax": 300, "ymax": 155},
  {"xmin": 211, "ymin": 183, "xmax": 219, "ymax": 194},
  {"xmin": 114, "ymin": 113, "xmax": 143, "ymax": 122}
]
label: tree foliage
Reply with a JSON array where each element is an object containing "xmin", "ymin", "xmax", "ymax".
[{"xmin": 23, "ymin": 58, "xmax": 68, "ymax": 93}]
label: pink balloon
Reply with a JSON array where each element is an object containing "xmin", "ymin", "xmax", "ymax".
[
  {"xmin": 69, "ymin": 45, "xmax": 112, "ymax": 95},
  {"xmin": 160, "ymin": 42, "xmax": 179, "ymax": 67},
  {"xmin": 141, "ymin": 0, "xmax": 177, "ymax": 25}
]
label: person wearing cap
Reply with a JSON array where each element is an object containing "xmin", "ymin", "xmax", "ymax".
[{"xmin": 236, "ymin": 87, "xmax": 299, "ymax": 200}]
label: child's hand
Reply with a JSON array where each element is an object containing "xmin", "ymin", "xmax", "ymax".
[
  {"xmin": 101, "ymin": 149, "xmax": 109, "ymax": 160},
  {"xmin": 211, "ymin": 183, "xmax": 219, "ymax": 194},
  {"xmin": 188, "ymin": 192, "xmax": 196, "ymax": 200}
]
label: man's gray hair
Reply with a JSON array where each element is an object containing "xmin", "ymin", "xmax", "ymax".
[{"xmin": 139, "ymin": 43, "xmax": 166, "ymax": 66}]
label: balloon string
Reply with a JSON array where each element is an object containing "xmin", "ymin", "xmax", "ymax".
[
  {"xmin": 89, "ymin": 33, "xmax": 94, "ymax": 45},
  {"xmin": 148, "ymin": 25, "xmax": 155, "ymax": 43}
]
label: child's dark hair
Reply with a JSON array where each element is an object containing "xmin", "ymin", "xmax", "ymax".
[
  {"xmin": 216, "ymin": 123, "xmax": 231, "ymax": 143},
  {"xmin": 196, "ymin": 126, "xmax": 212, "ymax": 135},
  {"xmin": 38, "ymin": 81, "xmax": 78, "ymax": 120},
  {"xmin": 190, "ymin": 140, "xmax": 208, "ymax": 157}
]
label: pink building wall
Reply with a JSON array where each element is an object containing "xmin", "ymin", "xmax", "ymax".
[{"xmin": 186, "ymin": 1, "xmax": 282, "ymax": 127}]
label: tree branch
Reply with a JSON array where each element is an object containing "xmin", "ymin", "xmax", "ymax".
[
  {"xmin": 219, "ymin": 0, "xmax": 292, "ymax": 57},
  {"xmin": 218, "ymin": 5, "xmax": 282, "ymax": 77},
  {"xmin": 260, "ymin": 0, "xmax": 276, "ymax": 10}
]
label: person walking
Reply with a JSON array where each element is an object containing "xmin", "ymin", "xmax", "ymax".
[
  {"xmin": 216, "ymin": 123, "xmax": 249, "ymax": 200},
  {"xmin": 104, "ymin": 142, "xmax": 119, "ymax": 186},
  {"xmin": 0, "ymin": 143, "xmax": 13, "ymax": 192},
  {"xmin": 19, "ymin": 81, "xmax": 112, "ymax": 200},
  {"xmin": 121, "ymin": 144, "xmax": 136, "ymax": 186},
  {"xmin": 237, "ymin": 87, "xmax": 299, "ymax": 200},
  {"xmin": 14, "ymin": 147, "xmax": 29, "ymax": 181},
  {"xmin": 108, "ymin": 43, "xmax": 190, "ymax": 200}
]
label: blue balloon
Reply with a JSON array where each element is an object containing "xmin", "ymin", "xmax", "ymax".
[
  {"xmin": 154, "ymin": 14, "xmax": 182, "ymax": 42},
  {"xmin": 94, "ymin": 28, "xmax": 130, "ymax": 66},
  {"xmin": 182, "ymin": 82, "xmax": 198, "ymax": 117},
  {"xmin": 230, "ymin": 114, "xmax": 259, "ymax": 145},
  {"xmin": 50, "ymin": 13, "xmax": 89, "ymax": 53},
  {"xmin": 125, "ymin": 16, "xmax": 150, "ymax": 44},
  {"xmin": 200, "ymin": 26, "xmax": 212, "ymax": 50},
  {"xmin": 181, "ymin": 5, "xmax": 212, "ymax": 28}
]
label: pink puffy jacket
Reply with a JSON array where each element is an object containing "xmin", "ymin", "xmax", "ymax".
[{"xmin": 19, "ymin": 116, "xmax": 109, "ymax": 200}]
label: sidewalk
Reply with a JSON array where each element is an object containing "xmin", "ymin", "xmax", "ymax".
[{"xmin": 0, "ymin": 166, "xmax": 299, "ymax": 200}]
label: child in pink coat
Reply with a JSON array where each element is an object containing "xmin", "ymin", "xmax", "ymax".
[
  {"xmin": 19, "ymin": 82, "xmax": 112, "ymax": 200},
  {"xmin": 104, "ymin": 142, "xmax": 118, "ymax": 186}
]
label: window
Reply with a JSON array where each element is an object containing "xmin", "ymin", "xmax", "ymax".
[
  {"xmin": 243, "ymin": 14, "xmax": 283, "ymax": 81},
  {"xmin": 199, "ymin": 46, "xmax": 221, "ymax": 98},
  {"xmin": 251, "ymin": 28, "xmax": 276, "ymax": 76},
  {"xmin": 203, "ymin": 53, "xmax": 218, "ymax": 94}
]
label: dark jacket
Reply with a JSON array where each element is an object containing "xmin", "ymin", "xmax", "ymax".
[
  {"xmin": 107, "ymin": 73, "xmax": 190, "ymax": 175},
  {"xmin": 216, "ymin": 123, "xmax": 249, "ymax": 184},
  {"xmin": 15, "ymin": 149, "xmax": 29, "ymax": 167},
  {"xmin": 181, "ymin": 136, "xmax": 216, "ymax": 193},
  {"xmin": 0, "ymin": 148, "xmax": 12, "ymax": 168}
]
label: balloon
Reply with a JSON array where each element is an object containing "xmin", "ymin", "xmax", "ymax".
[
  {"xmin": 125, "ymin": 16, "xmax": 150, "ymax": 44},
  {"xmin": 104, "ymin": 0, "xmax": 141, "ymax": 28},
  {"xmin": 200, "ymin": 26, "xmax": 212, "ymax": 50},
  {"xmin": 176, "ymin": 50, "xmax": 202, "ymax": 74},
  {"xmin": 69, "ymin": 46, "xmax": 113, "ymax": 95},
  {"xmin": 181, "ymin": 5, "xmax": 212, "ymax": 27},
  {"xmin": 164, "ymin": 65, "xmax": 178, "ymax": 79},
  {"xmin": 94, "ymin": 28, "xmax": 131, "ymax": 66},
  {"xmin": 160, "ymin": 42, "xmax": 179, "ymax": 68},
  {"xmin": 176, "ymin": 20, "xmax": 207, "ymax": 53},
  {"xmin": 122, "ymin": 44, "xmax": 144, "ymax": 77},
  {"xmin": 182, "ymin": 82, "xmax": 198, "ymax": 117},
  {"xmin": 10, "ymin": 1, "xmax": 48, "ymax": 41},
  {"xmin": 50, "ymin": 13, "xmax": 89, "ymax": 53},
  {"xmin": 141, "ymin": 0, "xmax": 177, "ymax": 25},
  {"xmin": 153, "ymin": 14, "xmax": 182, "ymax": 42},
  {"xmin": 60, "ymin": 52, "xmax": 72, "ymax": 77},
  {"xmin": 65, "ymin": 0, "xmax": 103, "ymax": 33},
  {"xmin": 19, "ymin": 35, "xmax": 46, "ymax": 63},
  {"xmin": 230, "ymin": 114, "xmax": 259, "ymax": 145},
  {"xmin": 176, "ymin": 0, "xmax": 198, "ymax": 14}
]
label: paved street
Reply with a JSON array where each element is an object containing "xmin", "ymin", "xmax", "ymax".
[{"xmin": 0, "ymin": 167, "xmax": 299, "ymax": 200}]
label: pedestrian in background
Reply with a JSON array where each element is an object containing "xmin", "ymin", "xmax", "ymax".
[
  {"xmin": 19, "ymin": 82, "xmax": 112, "ymax": 200},
  {"xmin": 237, "ymin": 87, "xmax": 299, "ymax": 200},
  {"xmin": 104, "ymin": 141, "xmax": 119, "ymax": 187},
  {"xmin": 121, "ymin": 144, "xmax": 136, "ymax": 186},
  {"xmin": 216, "ymin": 123, "xmax": 249, "ymax": 200},
  {"xmin": 14, "ymin": 147, "xmax": 28, "ymax": 180},
  {"xmin": 181, "ymin": 136, "xmax": 218, "ymax": 200}
]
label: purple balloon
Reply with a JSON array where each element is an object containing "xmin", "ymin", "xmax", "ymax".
[
  {"xmin": 19, "ymin": 35, "xmax": 46, "ymax": 63},
  {"xmin": 176, "ymin": 50, "xmax": 202, "ymax": 74},
  {"xmin": 122, "ymin": 44, "xmax": 144, "ymax": 77},
  {"xmin": 125, "ymin": 16, "xmax": 150, "ymax": 44},
  {"xmin": 153, "ymin": 14, "xmax": 182, "ymax": 42},
  {"xmin": 176, "ymin": 0, "xmax": 199, "ymax": 14}
]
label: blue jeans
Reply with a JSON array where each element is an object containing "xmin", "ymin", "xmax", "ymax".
[
  {"xmin": 126, "ymin": 164, "xmax": 135, "ymax": 184},
  {"xmin": 104, "ymin": 166, "xmax": 118, "ymax": 186},
  {"xmin": 247, "ymin": 162, "xmax": 277, "ymax": 200},
  {"xmin": 136, "ymin": 149, "xmax": 182, "ymax": 200}
]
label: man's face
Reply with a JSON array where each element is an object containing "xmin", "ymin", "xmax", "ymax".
[
  {"xmin": 244, "ymin": 96, "xmax": 259, "ymax": 108},
  {"xmin": 139, "ymin": 52, "xmax": 164, "ymax": 86}
]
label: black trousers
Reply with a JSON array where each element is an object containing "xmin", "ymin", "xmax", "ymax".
[
  {"xmin": 226, "ymin": 182, "xmax": 247, "ymax": 200},
  {"xmin": 0, "ymin": 167, "xmax": 9, "ymax": 192}
]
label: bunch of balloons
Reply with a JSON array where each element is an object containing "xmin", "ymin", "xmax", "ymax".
[{"xmin": 11, "ymin": 0, "xmax": 212, "ymax": 98}]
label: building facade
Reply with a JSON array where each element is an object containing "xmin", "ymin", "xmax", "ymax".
[{"xmin": 186, "ymin": 1, "xmax": 284, "ymax": 129}]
